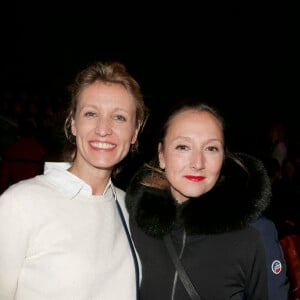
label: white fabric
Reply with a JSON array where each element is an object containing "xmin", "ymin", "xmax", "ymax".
[{"xmin": 0, "ymin": 162, "xmax": 137, "ymax": 300}]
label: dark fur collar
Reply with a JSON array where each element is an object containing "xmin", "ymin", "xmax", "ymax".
[{"xmin": 125, "ymin": 153, "xmax": 271, "ymax": 238}]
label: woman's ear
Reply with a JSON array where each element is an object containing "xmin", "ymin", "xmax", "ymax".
[
  {"xmin": 130, "ymin": 121, "xmax": 141, "ymax": 145},
  {"xmin": 71, "ymin": 118, "xmax": 77, "ymax": 136},
  {"xmin": 158, "ymin": 142, "xmax": 165, "ymax": 169}
]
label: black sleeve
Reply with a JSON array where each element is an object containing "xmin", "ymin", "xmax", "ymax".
[{"xmin": 251, "ymin": 217, "xmax": 290, "ymax": 300}]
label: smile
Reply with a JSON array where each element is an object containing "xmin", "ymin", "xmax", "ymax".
[{"xmin": 90, "ymin": 142, "xmax": 115, "ymax": 149}]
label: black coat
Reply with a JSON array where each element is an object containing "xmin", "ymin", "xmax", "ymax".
[{"xmin": 126, "ymin": 153, "xmax": 289, "ymax": 300}]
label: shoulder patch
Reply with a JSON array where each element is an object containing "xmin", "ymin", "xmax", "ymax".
[{"xmin": 271, "ymin": 260, "xmax": 282, "ymax": 274}]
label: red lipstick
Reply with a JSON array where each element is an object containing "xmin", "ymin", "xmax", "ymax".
[{"xmin": 184, "ymin": 175, "xmax": 205, "ymax": 182}]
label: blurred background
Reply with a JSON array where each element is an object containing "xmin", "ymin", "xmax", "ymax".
[
  {"xmin": 1, "ymin": 4, "xmax": 300, "ymax": 295},
  {"xmin": 0, "ymin": 2, "xmax": 297, "ymax": 167}
]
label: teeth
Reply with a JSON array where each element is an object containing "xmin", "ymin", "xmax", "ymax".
[{"xmin": 91, "ymin": 142, "xmax": 115, "ymax": 149}]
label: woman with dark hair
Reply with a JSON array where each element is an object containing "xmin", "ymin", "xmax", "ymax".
[{"xmin": 126, "ymin": 100, "xmax": 289, "ymax": 299}]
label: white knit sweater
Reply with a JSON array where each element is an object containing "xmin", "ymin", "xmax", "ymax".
[{"xmin": 0, "ymin": 162, "xmax": 138, "ymax": 300}]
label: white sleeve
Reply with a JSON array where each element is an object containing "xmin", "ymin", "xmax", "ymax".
[{"xmin": 0, "ymin": 189, "xmax": 30, "ymax": 299}]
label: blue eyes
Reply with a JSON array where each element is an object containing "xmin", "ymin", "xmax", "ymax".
[
  {"xmin": 84, "ymin": 111, "xmax": 96, "ymax": 117},
  {"xmin": 83, "ymin": 111, "xmax": 126, "ymax": 121},
  {"xmin": 114, "ymin": 115, "xmax": 126, "ymax": 121}
]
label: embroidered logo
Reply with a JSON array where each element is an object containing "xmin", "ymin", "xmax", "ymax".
[{"xmin": 271, "ymin": 260, "xmax": 282, "ymax": 274}]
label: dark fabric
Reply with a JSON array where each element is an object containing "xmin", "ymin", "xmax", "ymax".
[
  {"xmin": 163, "ymin": 234, "xmax": 201, "ymax": 300},
  {"xmin": 126, "ymin": 152, "xmax": 290, "ymax": 299}
]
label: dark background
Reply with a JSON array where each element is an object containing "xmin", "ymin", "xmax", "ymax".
[{"xmin": 0, "ymin": 2, "xmax": 297, "ymax": 161}]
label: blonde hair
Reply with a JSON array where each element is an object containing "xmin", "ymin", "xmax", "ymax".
[{"xmin": 63, "ymin": 61, "xmax": 148, "ymax": 176}]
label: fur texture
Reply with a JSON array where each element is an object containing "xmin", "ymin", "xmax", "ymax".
[{"xmin": 125, "ymin": 153, "xmax": 271, "ymax": 238}]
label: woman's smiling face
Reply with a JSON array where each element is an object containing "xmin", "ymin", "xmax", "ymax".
[{"xmin": 71, "ymin": 81, "xmax": 140, "ymax": 173}]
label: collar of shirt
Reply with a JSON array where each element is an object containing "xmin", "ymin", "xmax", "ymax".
[{"xmin": 43, "ymin": 162, "xmax": 114, "ymax": 199}]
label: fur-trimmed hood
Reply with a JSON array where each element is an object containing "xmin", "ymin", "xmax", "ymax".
[{"xmin": 125, "ymin": 153, "xmax": 271, "ymax": 238}]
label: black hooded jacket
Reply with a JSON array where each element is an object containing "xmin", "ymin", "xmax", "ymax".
[{"xmin": 126, "ymin": 153, "xmax": 289, "ymax": 299}]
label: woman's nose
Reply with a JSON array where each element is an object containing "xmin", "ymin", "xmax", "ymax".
[
  {"xmin": 191, "ymin": 151, "xmax": 205, "ymax": 170},
  {"xmin": 95, "ymin": 117, "xmax": 113, "ymax": 136}
]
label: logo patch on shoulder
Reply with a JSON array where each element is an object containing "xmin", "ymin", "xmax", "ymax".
[{"xmin": 271, "ymin": 260, "xmax": 282, "ymax": 274}]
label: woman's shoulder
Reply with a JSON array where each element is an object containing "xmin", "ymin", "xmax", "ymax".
[
  {"xmin": 250, "ymin": 216, "xmax": 279, "ymax": 241},
  {"xmin": 0, "ymin": 174, "xmax": 56, "ymax": 203},
  {"xmin": 1, "ymin": 175, "xmax": 42, "ymax": 193},
  {"xmin": 251, "ymin": 216, "xmax": 277, "ymax": 230}
]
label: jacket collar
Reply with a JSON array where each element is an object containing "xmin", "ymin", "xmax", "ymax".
[{"xmin": 125, "ymin": 153, "xmax": 271, "ymax": 238}]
